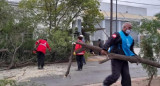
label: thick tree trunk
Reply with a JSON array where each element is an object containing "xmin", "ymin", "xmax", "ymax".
[{"xmin": 76, "ymin": 42, "xmax": 160, "ymax": 68}]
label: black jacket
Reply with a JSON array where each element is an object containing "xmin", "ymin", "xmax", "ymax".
[{"xmin": 103, "ymin": 31, "xmax": 135, "ymax": 55}]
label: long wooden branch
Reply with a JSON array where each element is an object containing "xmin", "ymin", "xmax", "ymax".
[
  {"xmin": 64, "ymin": 44, "xmax": 75, "ymax": 77},
  {"xmin": 76, "ymin": 42, "xmax": 160, "ymax": 68},
  {"xmin": 0, "ymin": 49, "xmax": 8, "ymax": 52}
]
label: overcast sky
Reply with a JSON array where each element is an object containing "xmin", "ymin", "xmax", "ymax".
[{"xmin": 8, "ymin": 0, "xmax": 160, "ymax": 16}]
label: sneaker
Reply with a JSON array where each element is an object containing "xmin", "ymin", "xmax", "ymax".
[
  {"xmin": 38, "ymin": 66, "xmax": 41, "ymax": 69},
  {"xmin": 38, "ymin": 67, "xmax": 44, "ymax": 70},
  {"xmin": 76, "ymin": 69, "xmax": 80, "ymax": 71}
]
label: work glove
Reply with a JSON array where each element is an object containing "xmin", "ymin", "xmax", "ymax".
[
  {"xmin": 73, "ymin": 52, "xmax": 76, "ymax": 55},
  {"xmin": 32, "ymin": 50, "xmax": 37, "ymax": 54}
]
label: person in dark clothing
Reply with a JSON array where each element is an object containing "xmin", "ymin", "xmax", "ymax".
[
  {"xmin": 101, "ymin": 22, "xmax": 136, "ymax": 86},
  {"xmin": 98, "ymin": 39, "xmax": 103, "ymax": 55}
]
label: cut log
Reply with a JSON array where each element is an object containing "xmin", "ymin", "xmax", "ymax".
[{"xmin": 76, "ymin": 42, "xmax": 160, "ymax": 68}]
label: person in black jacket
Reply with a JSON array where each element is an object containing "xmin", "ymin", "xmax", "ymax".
[
  {"xmin": 98, "ymin": 39, "xmax": 103, "ymax": 55},
  {"xmin": 101, "ymin": 22, "xmax": 136, "ymax": 86}
]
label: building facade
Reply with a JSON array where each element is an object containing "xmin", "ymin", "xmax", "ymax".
[{"xmin": 90, "ymin": 2, "xmax": 154, "ymax": 46}]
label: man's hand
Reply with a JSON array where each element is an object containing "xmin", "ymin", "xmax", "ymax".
[
  {"xmin": 49, "ymin": 48, "xmax": 51, "ymax": 53},
  {"xmin": 72, "ymin": 42, "xmax": 76, "ymax": 45},
  {"xmin": 101, "ymin": 50, "xmax": 108, "ymax": 55}
]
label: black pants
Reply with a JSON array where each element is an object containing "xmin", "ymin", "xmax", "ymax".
[
  {"xmin": 103, "ymin": 59, "xmax": 131, "ymax": 86},
  {"xmin": 76, "ymin": 55, "xmax": 83, "ymax": 70},
  {"xmin": 37, "ymin": 51, "xmax": 45, "ymax": 68},
  {"xmin": 82, "ymin": 56, "xmax": 86, "ymax": 64}
]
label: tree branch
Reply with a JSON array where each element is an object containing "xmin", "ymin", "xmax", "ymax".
[
  {"xmin": 76, "ymin": 42, "xmax": 160, "ymax": 68},
  {"xmin": 64, "ymin": 44, "xmax": 75, "ymax": 77}
]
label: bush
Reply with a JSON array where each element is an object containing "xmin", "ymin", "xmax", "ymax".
[
  {"xmin": 47, "ymin": 30, "xmax": 72, "ymax": 62},
  {"xmin": 0, "ymin": 79, "xmax": 46, "ymax": 86},
  {"xmin": 0, "ymin": 79, "xmax": 16, "ymax": 86}
]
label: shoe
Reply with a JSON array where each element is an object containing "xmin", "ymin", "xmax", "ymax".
[
  {"xmin": 38, "ymin": 67, "xmax": 44, "ymax": 70},
  {"xmin": 76, "ymin": 69, "xmax": 81, "ymax": 71},
  {"xmin": 38, "ymin": 67, "xmax": 41, "ymax": 69}
]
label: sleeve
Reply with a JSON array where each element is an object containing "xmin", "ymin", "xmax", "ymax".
[
  {"xmin": 35, "ymin": 40, "xmax": 40, "ymax": 45},
  {"xmin": 46, "ymin": 42, "xmax": 51, "ymax": 51},
  {"xmin": 103, "ymin": 32, "xmax": 120, "ymax": 51}
]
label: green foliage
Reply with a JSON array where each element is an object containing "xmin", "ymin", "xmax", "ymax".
[
  {"xmin": 0, "ymin": 79, "xmax": 16, "ymax": 86},
  {"xmin": 133, "ymin": 19, "xmax": 160, "ymax": 79},
  {"xmin": 0, "ymin": 0, "xmax": 14, "ymax": 33},
  {"xmin": 47, "ymin": 29, "xmax": 72, "ymax": 62},
  {"xmin": 0, "ymin": 79, "xmax": 46, "ymax": 86},
  {"xmin": 140, "ymin": 38, "xmax": 157, "ymax": 77},
  {"xmin": 22, "ymin": 39, "xmax": 36, "ymax": 50},
  {"xmin": 0, "ymin": 0, "xmax": 37, "ymax": 67},
  {"xmin": 1, "ymin": 0, "xmax": 104, "ymax": 65},
  {"xmin": 155, "ymin": 13, "xmax": 160, "ymax": 20},
  {"xmin": 84, "ymin": 51, "xmax": 91, "ymax": 60},
  {"xmin": 82, "ymin": 0, "xmax": 104, "ymax": 32},
  {"xmin": 19, "ymin": 0, "xmax": 104, "ymax": 32}
]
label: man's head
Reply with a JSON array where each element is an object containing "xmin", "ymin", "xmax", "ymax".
[
  {"xmin": 78, "ymin": 35, "xmax": 83, "ymax": 40},
  {"xmin": 122, "ymin": 22, "xmax": 132, "ymax": 35}
]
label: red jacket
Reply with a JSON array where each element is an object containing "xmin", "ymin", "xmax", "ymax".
[
  {"xmin": 74, "ymin": 40, "xmax": 85, "ymax": 55},
  {"xmin": 36, "ymin": 39, "xmax": 51, "ymax": 54}
]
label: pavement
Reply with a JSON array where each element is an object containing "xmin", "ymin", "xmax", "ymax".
[
  {"xmin": 27, "ymin": 57, "xmax": 160, "ymax": 86},
  {"xmin": 10, "ymin": 48, "xmax": 160, "ymax": 86}
]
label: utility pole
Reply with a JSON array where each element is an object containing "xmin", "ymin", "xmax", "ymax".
[
  {"xmin": 116, "ymin": 0, "xmax": 117, "ymax": 32},
  {"xmin": 110, "ymin": 0, "xmax": 113, "ymax": 36}
]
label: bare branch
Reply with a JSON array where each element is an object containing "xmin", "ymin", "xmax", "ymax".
[{"xmin": 76, "ymin": 42, "xmax": 160, "ymax": 68}]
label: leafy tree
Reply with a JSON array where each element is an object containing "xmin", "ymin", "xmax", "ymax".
[
  {"xmin": 0, "ymin": 0, "xmax": 36, "ymax": 68},
  {"xmin": 133, "ymin": 19, "xmax": 160, "ymax": 86},
  {"xmin": 18, "ymin": 0, "xmax": 104, "ymax": 60},
  {"xmin": 47, "ymin": 29, "xmax": 72, "ymax": 62},
  {"xmin": 19, "ymin": 0, "xmax": 104, "ymax": 34}
]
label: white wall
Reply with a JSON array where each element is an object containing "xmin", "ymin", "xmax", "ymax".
[{"xmin": 99, "ymin": 2, "xmax": 147, "ymax": 16}]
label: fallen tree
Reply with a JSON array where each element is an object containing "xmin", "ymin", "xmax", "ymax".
[
  {"xmin": 75, "ymin": 42, "xmax": 160, "ymax": 68},
  {"xmin": 64, "ymin": 42, "xmax": 160, "ymax": 77}
]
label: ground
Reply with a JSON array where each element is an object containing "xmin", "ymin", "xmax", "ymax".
[{"xmin": 0, "ymin": 48, "xmax": 160, "ymax": 86}]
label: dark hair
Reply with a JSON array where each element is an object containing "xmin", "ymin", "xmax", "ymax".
[
  {"xmin": 78, "ymin": 37, "xmax": 83, "ymax": 40},
  {"xmin": 98, "ymin": 39, "xmax": 101, "ymax": 41},
  {"xmin": 44, "ymin": 39, "xmax": 47, "ymax": 41}
]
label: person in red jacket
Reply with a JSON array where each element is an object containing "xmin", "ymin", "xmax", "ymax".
[
  {"xmin": 35, "ymin": 39, "xmax": 51, "ymax": 69},
  {"xmin": 74, "ymin": 35, "xmax": 85, "ymax": 71}
]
